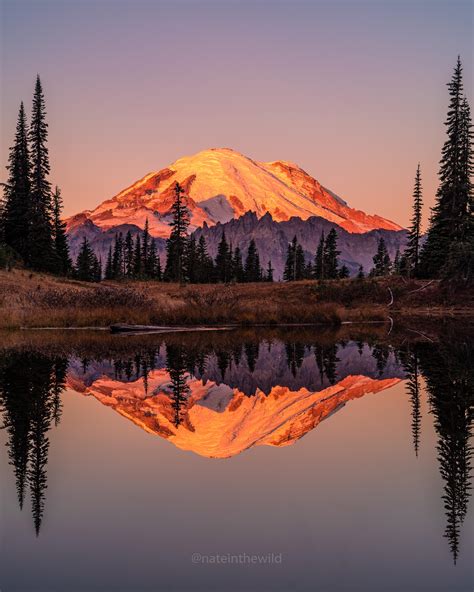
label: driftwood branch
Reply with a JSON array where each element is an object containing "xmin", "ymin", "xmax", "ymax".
[
  {"xmin": 406, "ymin": 328, "xmax": 435, "ymax": 342},
  {"xmin": 408, "ymin": 280, "xmax": 435, "ymax": 294},
  {"xmin": 387, "ymin": 287, "xmax": 394, "ymax": 307},
  {"xmin": 387, "ymin": 316, "xmax": 394, "ymax": 335}
]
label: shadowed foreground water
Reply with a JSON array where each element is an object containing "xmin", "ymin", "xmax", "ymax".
[{"xmin": 0, "ymin": 327, "xmax": 472, "ymax": 591}]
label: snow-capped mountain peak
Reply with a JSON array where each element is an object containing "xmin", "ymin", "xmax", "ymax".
[{"xmin": 65, "ymin": 147, "xmax": 402, "ymax": 238}]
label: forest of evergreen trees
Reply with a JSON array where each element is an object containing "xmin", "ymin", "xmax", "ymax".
[
  {"xmin": 0, "ymin": 78, "xmax": 72, "ymax": 276},
  {"xmin": 1, "ymin": 58, "xmax": 472, "ymax": 285}
]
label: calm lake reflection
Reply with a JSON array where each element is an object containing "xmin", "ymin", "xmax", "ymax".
[{"xmin": 0, "ymin": 327, "xmax": 472, "ymax": 591}]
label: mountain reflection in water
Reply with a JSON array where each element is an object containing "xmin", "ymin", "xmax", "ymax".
[{"xmin": 0, "ymin": 328, "xmax": 472, "ymax": 567}]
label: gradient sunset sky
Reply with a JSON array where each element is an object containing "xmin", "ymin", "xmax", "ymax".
[{"xmin": 1, "ymin": 0, "xmax": 472, "ymax": 225}]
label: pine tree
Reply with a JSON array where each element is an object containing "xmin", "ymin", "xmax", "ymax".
[
  {"xmin": 232, "ymin": 246, "xmax": 244, "ymax": 283},
  {"xmin": 75, "ymin": 237, "xmax": 100, "ymax": 282},
  {"xmin": 155, "ymin": 255, "xmax": 162, "ymax": 281},
  {"xmin": 338, "ymin": 264, "xmax": 350, "ymax": 279},
  {"xmin": 314, "ymin": 232, "xmax": 325, "ymax": 279},
  {"xmin": 357, "ymin": 265, "xmax": 365, "ymax": 279},
  {"xmin": 441, "ymin": 94, "xmax": 474, "ymax": 285},
  {"xmin": 28, "ymin": 76, "xmax": 55, "ymax": 272},
  {"xmin": 244, "ymin": 239, "xmax": 261, "ymax": 282},
  {"xmin": 284, "ymin": 236, "xmax": 299, "ymax": 281},
  {"xmin": 303, "ymin": 260, "xmax": 313, "ymax": 280},
  {"xmin": 166, "ymin": 345, "xmax": 190, "ymax": 427},
  {"xmin": 323, "ymin": 229, "xmax": 340, "ymax": 279},
  {"xmin": 421, "ymin": 58, "xmax": 473, "ymax": 279},
  {"xmin": 1, "ymin": 102, "xmax": 31, "ymax": 262},
  {"xmin": 112, "ymin": 233, "xmax": 124, "ymax": 279},
  {"xmin": 133, "ymin": 233, "xmax": 142, "ymax": 278},
  {"xmin": 147, "ymin": 238, "xmax": 159, "ymax": 279},
  {"xmin": 196, "ymin": 235, "xmax": 213, "ymax": 283},
  {"xmin": 295, "ymin": 243, "xmax": 306, "ymax": 280},
  {"xmin": 93, "ymin": 256, "xmax": 102, "ymax": 282},
  {"xmin": 371, "ymin": 237, "xmax": 392, "ymax": 276},
  {"xmin": 104, "ymin": 246, "xmax": 113, "ymax": 280},
  {"xmin": 164, "ymin": 182, "xmax": 190, "ymax": 283},
  {"xmin": 393, "ymin": 249, "xmax": 401, "ymax": 275},
  {"xmin": 52, "ymin": 187, "xmax": 71, "ymax": 275},
  {"xmin": 215, "ymin": 231, "xmax": 232, "ymax": 283},
  {"xmin": 124, "ymin": 231, "xmax": 134, "ymax": 277},
  {"xmin": 185, "ymin": 235, "xmax": 198, "ymax": 283},
  {"xmin": 265, "ymin": 260, "xmax": 274, "ymax": 282},
  {"xmin": 404, "ymin": 164, "xmax": 423, "ymax": 276},
  {"xmin": 142, "ymin": 218, "xmax": 150, "ymax": 273}
]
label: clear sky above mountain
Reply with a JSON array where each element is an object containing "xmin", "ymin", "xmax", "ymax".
[{"xmin": 1, "ymin": 0, "xmax": 472, "ymax": 226}]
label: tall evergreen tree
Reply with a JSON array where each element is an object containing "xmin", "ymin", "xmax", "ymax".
[
  {"xmin": 164, "ymin": 182, "xmax": 190, "ymax": 283},
  {"xmin": 338, "ymin": 264, "xmax": 350, "ymax": 279},
  {"xmin": 196, "ymin": 235, "xmax": 214, "ymax": 283},
  {"xmin": 295, "ymin": 243, "xmax": 306, "ymax": 279},
  {"xmin": 52, "ymin": 186, "xmax": 71, "ymax": 275},
  {"xmin": 142, "ymin": 218, "xmax": 150, "ymax": 272},
  {"xmin": 28, "ymin": 76, "xmax": 55, "ymax": 272},
  {"xmin": 155, "ymin": 253, "xmax": 162, "ymax": 281},
  {"xmin": 284, "ymin": 236, "xmax": 297, "ymax": 281},
  {"xmin": 133, "ymin": 233, "xmax": 142, "ymax": 278},
  {"xmin": 75, "ymin": 237, "xmax": 100, "ymax": 282},
  {"xmin": 265, "ymin": 260, "xmax": 274, "ymax": 282},
  {"xmin": 147, "ymin": 238, "xmax": 160, "ymax": 279},
  {"xmin": 314, "ymin": 343, "xmax": 339, "ymax": 385},
  {"xmin": 124, "ymin": 231, "xmax": 134, "ymax": 277},
  {"xmin": 441, "ymin": 94, "xmax": 474, "ymax": 284},
  {"xmin": 104, "ymin": 246, "xmax": 113, "ymax": 280},
  {"xmin": 185, "ymin": 235, "xmax": 198, "ymax": 283},
  {"xmin": 166, "ymin": 344, "xmax": 190, "ymax": 427},
  {"xmin": 323, "ymin": 229, "xmax": 340, "ymax": 279},
  {"xmin": 416, "ymin": 338, "xmax": 473, "ymax": 564},
  {"xmin": 314, "ymin": 232, "xmax": 325, "ymax": 280},
  {"xmin": 393, "ymin": 249, "xmax": 401, "ymax": 275},
  {"xmin": 0, "ymin": 352, "xmax": 67, "ymax": 535},
  {"xmin": 244, "ymin": 239, "xmax": 261, "ymax": 282},
  {"xmin": 215, "ymin": 231, "xmax": 232, "ymax": 283},
  {"xmin": 371, "ymin": 237, "xmax": 392, "ymax": 276},
  {"xmin": 112, "ymin": 233, "xmax": 124, "ymax": 278},
  {"xmin": 1, "ymin": 102, "xmax": 31, "ymax": 262},
  {"xmin": 404, "ymin": 164, "xmax": 423, "ymax": 277},
  {"xmin": 232, "ymin": 246, "xmax": 244, "ymax": 283},
  {"xmin": 284, "ymin": 236, "xmax": 305, "ymax": 281},
  {"xmin": 421, "ymin": 58, "xmax": 473, "ymax": 280}
]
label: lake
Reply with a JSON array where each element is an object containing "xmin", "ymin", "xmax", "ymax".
[{"xmin": 0, "ymin": 326, "xmax": 472, "ymax": 592}]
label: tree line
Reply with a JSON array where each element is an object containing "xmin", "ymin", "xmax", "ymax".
[
  {"xmin": 69, "ymin": 57, "xmax": 473, "ymax": 285},
  {"xmin": 1, "ymin": 58, "xmax": 472, "ymax": 285},
  {"xmin": 1, "ymin": 77, "xmax": 72, "ymax": 275}
]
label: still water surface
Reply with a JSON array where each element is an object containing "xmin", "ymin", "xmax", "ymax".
[{"xmin": 0, "ymin": 328, "xmax": 472, "ymax": 591}]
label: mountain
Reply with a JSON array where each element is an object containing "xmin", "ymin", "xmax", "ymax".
[
  {"xmin": 65, "ymin": 147, "xmax": 405, "ymax": 274},
  {"xmin": 195, "ymin": 212, "xmax": 407, "ymax": 278},
  {"xmin": 66, "ymin": 147, "xmax": 401, "ymax": 236},
  {"xmin": 70, "ymin": 372, "xmax": 400, "ymax": 458},
  {"xmin": 66, "ymin": 341, "xmax": 404, "ymax": 458}
]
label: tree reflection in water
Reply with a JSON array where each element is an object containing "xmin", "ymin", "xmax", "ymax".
[{"xmin": 0, "ymin": 331, "xmax": 471, "ymax": 563}]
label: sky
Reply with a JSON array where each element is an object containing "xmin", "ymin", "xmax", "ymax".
[{"xmin": 0, "ymin": 0, "xmax": 472, "ymax": 227}]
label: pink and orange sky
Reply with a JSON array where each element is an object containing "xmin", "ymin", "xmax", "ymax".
[{"xmin": 1, "ymin": 0, "xmax": 472, "ymax": 227}]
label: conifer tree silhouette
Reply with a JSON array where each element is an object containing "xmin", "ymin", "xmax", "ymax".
[{"xmin": 417, "ymin": 338, "xmax": 473, "ymax": 563}]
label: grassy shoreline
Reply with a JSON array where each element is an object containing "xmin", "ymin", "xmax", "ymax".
[{"xmin": 0, "ymin": 269, "xmax": 472, "ymax": 330}]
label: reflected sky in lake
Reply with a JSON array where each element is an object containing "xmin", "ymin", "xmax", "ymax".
[{"xmin": 0, "ymin": 328, "xmax": 472, "ymax": 591}]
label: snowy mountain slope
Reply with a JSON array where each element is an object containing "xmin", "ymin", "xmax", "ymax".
[
  {"xmin": 65, "ymin": 147, "xmax": 402, "ymax": 240},
  {"xmin": 65, "ymin": 341, "xmax": 404, "ymax": 458},
  {"xmin": 68, "ymin": 370, "xmax": 400, "ymax": 458}
]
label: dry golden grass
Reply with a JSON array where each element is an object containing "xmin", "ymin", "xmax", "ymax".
[{"xmin": 0, "ymin": 269, "xmax": 472, "ymax": 329}]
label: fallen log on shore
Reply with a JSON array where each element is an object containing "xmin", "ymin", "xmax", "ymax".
[{"xmin": 110, "ymin": 324, "xmax": 231, "ymax": 334}]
